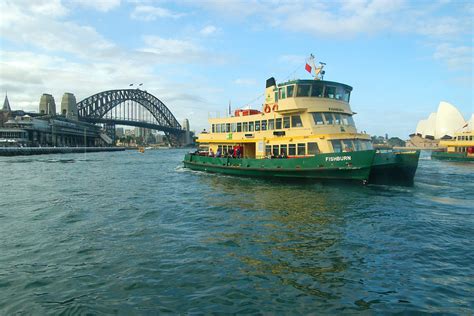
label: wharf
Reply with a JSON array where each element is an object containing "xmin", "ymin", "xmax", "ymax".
[{"xmin": 0, "ymin": 147, "xmax": 126, "ymax": 156}]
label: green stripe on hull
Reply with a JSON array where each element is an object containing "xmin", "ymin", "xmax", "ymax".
[
  {"xmin": 431, "ymin": 151, "xmax": 474, "ymax": 162},
  {"xmin": 184, "ymin": 150, "xmax": 375, "ymax": 181}
]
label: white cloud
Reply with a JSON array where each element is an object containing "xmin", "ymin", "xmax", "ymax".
[
  {"xmin": 130, "ymin": 5, "xmax": 184, "ymax": 21},
  {"xmin": 68, "ymin": 0, "xmax": 121, "ymax": 12},
  {"xmin": 433, "ymin": 43, "xmax": 473, "ymax": 70},
  {"xmin": 234, "ymin": 78, "xmax": 257, "ymax": 86},
  {"xmin": 200, "ymin": 25, "xmax": 218, "ymax": 36}
]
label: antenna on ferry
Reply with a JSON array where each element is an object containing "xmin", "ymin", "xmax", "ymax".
[{"xmin": 306, "ymin": 54, "xmax": 326, "ymax": 80}]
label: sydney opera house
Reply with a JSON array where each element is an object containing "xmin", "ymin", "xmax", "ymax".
[{"xmin": 409, "ymin": 101, "xmax": 473, "ymax": 148}]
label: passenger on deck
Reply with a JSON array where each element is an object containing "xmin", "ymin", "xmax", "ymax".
[
  {"xmin": 228, "ymin": 148, "xmax": 234, "ymax": 158},
  {"xmin": 209, "ymin": 148, "xmax": 215, "ymax": 157},
  {"xmin": 216, "ymin": 148, "xmax": 222, "ymax": 157},
  {"xmin": 279, "ymin": 149, "xmax": 287, "ymax": 159}
]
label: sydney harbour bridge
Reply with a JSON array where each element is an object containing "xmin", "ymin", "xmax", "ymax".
[{"xmin": 76, "ymin": 88, "xmax": 186, "ymax": 146}]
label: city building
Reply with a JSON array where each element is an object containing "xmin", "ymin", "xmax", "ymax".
[{"xmin": 0, "ymin": 92, "xmax": 108, "ymax": 147}]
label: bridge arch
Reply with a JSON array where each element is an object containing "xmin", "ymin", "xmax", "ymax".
[{"xmin": 76, "ymin": 89, "xmax": 184, "ymax": 144}]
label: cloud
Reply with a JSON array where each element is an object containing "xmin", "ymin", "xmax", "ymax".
[
  {"xmin": 234, "ymin": 78, "xmax": 257, "ymax": 86},
  {"xmin": 130, "ymin": 5, "xmax": 184, "ymax": 21},
  {"xmin": 200, "ymin": 25, "xmax": 219, "ymax": 36},
  {"xmin": 68, "ymin": 0, "xmax": 121, "ymax": 12},
  {"xmin": 433, "ymin": 43, "xmax": 473, "ymax": 70}
]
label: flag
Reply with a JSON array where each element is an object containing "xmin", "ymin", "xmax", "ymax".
[
  {"xmin": 463, "ymin": 123, "xmax": 468, "ymax": 128},
  {"xmin": 129, "ymin": 84, "xmax": 133, "ymax": 86},
  {"xmin": 139, "ymin": 83, "xmax": 143, "ymax": 86},
  {"xmin": 228, "ymin": 101, "xmax": 231, "ymax": 116},
  {"xmin": 305, "ymin": 63, "xmax": 312, "ymax": 73}
]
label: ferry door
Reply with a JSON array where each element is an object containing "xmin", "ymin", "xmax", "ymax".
[{"xmin": 243, "ymin": 143, "xmax": 256, "ymax": 158}]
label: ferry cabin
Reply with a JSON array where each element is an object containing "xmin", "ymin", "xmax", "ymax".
[{"xmin": 197, "ymin": 77, "xmax": 373, "ymax": 159}]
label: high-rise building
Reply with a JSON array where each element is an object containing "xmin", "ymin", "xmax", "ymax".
[
  {"xmin": 60, "ymin": 93, "xmax": 78, "ymax": 120},
  {"xmin": 182, "ymin": 118, "xmax": 191, "ymax": 145},
  {"xmin": 116, "ymin": 127, "xmax": 124, "ymax": 138},
  {"xmin": 39, "ymin": 94, "xmax": 56, "ymax": 115}
]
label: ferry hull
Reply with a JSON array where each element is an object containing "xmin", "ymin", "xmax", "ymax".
[
  {"xmin": 184, "ymin": 150, "xmax": 420, "ymax": 185},
  {"xmin": 368, "ymin": 151, "xmax": 420, "ymax": 185},
  {"xmin": 184, "ymin": 150, "xmax": 375, "ymax": 182},
  {"xmin": 431, "ymin": 151, "xmax": 474, "ymax": 162}
]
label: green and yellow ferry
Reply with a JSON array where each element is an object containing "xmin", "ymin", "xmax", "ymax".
[
  {"xmin": 184, "ymin": 61, "xmax": 419, "ymax": 185},
  {"xmin": 431, "ymin": 129, "xmax": 474, "ymax": 161}
]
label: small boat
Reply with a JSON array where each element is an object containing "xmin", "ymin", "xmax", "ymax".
[
  {"xmin": 431, "ymin": 129, "xmax": 474, "ymax": 161},
  {"xmin": 138, "ymin": 146, "xmax": 145, "ymax": 153},
  {"xmin": 183, "ymin": 56, "xmax": 420, "ymax": 185}
]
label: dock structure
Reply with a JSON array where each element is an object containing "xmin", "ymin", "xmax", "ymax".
[{"xmin": 0, "ymin": 147, "xmax": 125, "ymax": 156}]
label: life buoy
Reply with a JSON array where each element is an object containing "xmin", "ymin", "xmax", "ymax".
[
  {"xmin": 272, "ymin": 103, "xmax": 278, "ymax": 112},
  {"xmin": 264, "ymin": 104, "xmax": 271, "ymax": 113}
]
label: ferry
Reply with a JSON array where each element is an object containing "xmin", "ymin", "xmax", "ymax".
[
  {"xmin": 183, "ymin": 57, "xmax": 420, "ymax": 185},
  {"xmin": 431, "ymin": 129, "xmax": 474, "ymax": 161}
]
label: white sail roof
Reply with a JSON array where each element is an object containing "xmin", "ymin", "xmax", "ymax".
[{"xmin": 414, "ymin": 101, "xmax": 468, "ymax": 139}]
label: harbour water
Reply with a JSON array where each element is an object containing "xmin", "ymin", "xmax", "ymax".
[{"xmin": 0, "ymin": 149, "xmax": 472, "ymax": 314}]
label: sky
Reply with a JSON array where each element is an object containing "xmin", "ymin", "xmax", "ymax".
[{"xmin": 0, "ymin": 0, "xmax": 472, "ymax": 138}]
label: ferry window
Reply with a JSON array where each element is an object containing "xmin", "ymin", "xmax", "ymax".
[
  {"xmin": 212, "ymin": 124, "xmax": 215, "ymax": 133},
  {"xmin": 283, "ymin": 116, "xmax": 290, "ymax": 128},
  {"xmin": 276, "ymin": 118, "xmax": 282, "ymax": 129},
  {"xmin": 297, "ymin": 85, "xmax": 311, "ymax": 97},
  {"xmin": 255, "ymin": 121, "xmax": 260, "ymax": 131},
  {"xmin": 291, "ymin": 115, "xmax": 303, "ymax": 127},
  {"xmin": 334, "ymin": 113, "xmax": 342, "ymax": 124},
  {"xmin": 279, "ymin": 88, "xmax": 286, "ymax": 99},
  {"xmin": 231, "ymin": 123, "xmax": 237, "ymax": 132},
  {"xmin": 243, "ymin": 122, "xmax": 248, "ymax": 132},
  {"xmin": 287, "ymin": 85, "xmax": 295, "ymax": 98},
  {"xmin": 280, "ymin": 144, "xmax": 288, "ymax": 156},
  {"xmin": 272, "ymin": 145, "xmax": 279, "ymax": 157},
  {"xmin": 311, "ymin": 84, "xmax": 323, "ymax": 97},
  {"xmin": 268, "ymin": 119, "xmax": 275, "ymax": 130},
  {"xmin": 265, "ymin": 145, "xmax": 272, "ymax": 156},
  {"xmin": 470, "ymin": 136, "xmax": 473, "ymax": 141},
  {"xmin": 307, "ymin": 142, "xmax": 320, "ymax": 155},
  {"xmin": 249, "ymin": 121, "xmax": 254, "ymax": 132},
  {"xmin": 354, "ymin": 140, "xmax": 362, "ymax": 151},
  {"xmin": 216, "ymin": 124, "xmax": 221, "ymax": 133},
  {"xmin": 331, "ymin": 140, "xmax": 342, "ymax": 153},
  {"xmin": 335, "ymin": 86, "xmax": 345, "ymax": 100},
  {"xmin": 218, "ymin": 145, "xmax": 222, "ymax": 153},
  {"xmin": 297, "ymin": 143, "xmax": 306, "ymax": 156},
  {"xmin": 342, "ymin": 140, "xmax": 354, "ymax": 151},
  {"xmin": 312, "ymin": 113, "xmax": 324, "ymax": 125},
  {"xmin": 221, "ymin": 124, "xmax": 225, "ymax": 133},
  {"xmin": 343, "ymin": 89, "xmax": 351, "ymax": 102},
  {"xmin": 237, "ymin": 122, "xmax": 242, "ymax": 132},
  {"xmin": 324, "ymin": 86, "xmax": 336, "ymax": 99},
  {"xmin": 289, "ymin": 144, "xmax": 296, "ymax": 155},
  {"xmin": 324, "ymin": 113, "xmax": 334, "ymax": 124},
  {"xmin": 347, "ymin": 116, "xmax": 355, "ymax": 126},
  {"xmin": 274, "ymin": 91, "xmax": 278, "ymax": 102},
  {"xmin": 261, "ymin": 120, "xmax": 267, "ymax": 131},
  {"xmin": 226, "ymin": 123, "xmax": 231, "ymax": 133}
]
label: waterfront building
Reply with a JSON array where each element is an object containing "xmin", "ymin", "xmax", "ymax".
[
  {"xmin": 408, "ymin": 101, "xmax": 471, "ymax": 148},
  {"xmin": 0, "ymin": 92, "xmax": 109, "ymax": 147}
]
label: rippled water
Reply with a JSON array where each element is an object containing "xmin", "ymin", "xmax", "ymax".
[{"xmin": 0, "ymin": 149, "xmax": 473, "ymax": 314}]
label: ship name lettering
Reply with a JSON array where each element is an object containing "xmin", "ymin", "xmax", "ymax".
[{"xmin": 325, "ymin": 156, "xmax": 352, "ymax": 162}]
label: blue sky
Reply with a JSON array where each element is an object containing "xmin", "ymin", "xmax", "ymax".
[{"xmin": 0, "ymin": 0, "xmax": 472, "ymax": 137}]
